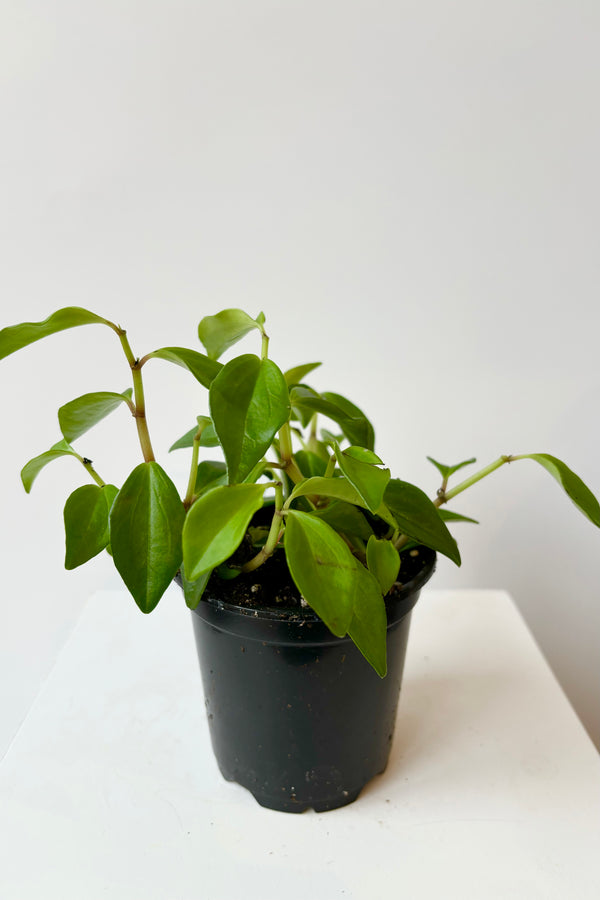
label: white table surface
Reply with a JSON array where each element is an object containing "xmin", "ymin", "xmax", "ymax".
[{"xmin": 1, "ymin": 586, "xmax": 599, "ymax": 900}]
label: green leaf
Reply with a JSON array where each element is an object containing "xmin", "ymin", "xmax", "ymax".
[
  {"xmin": 109, "ymin": 462, "xmax": 185, "ymax": 613},
  {"xmin": 287, "ymin": 475, "xmax": 365, "ymax": 507},
  {"xmin": 366, "ymin": 536, "xmax": 400, "ymax": 595},
  {"xmin": 63, "ymin": 483, "xmax": 118, "ymax": 570},
  {"xmin": 438, "ymin": 509, "xmax": 479, "ymax": 524},
  {"xmin": 294, "ymin": 449, "xmax": 328, "ymax": 478},
  {"xmin": 313, "ymin": 501, "xmax": 373, "ymax": 540},
  {"xmin": 21, "ymin": 439, "xmax": 78, "ymax": 493},
  {"xmin": 346, "ymin": 563, "xmax": 388, "ymax": 678},
  {"xmin": 182, "ymin": 483, "xmax": 266, "ymax": 580},
  {"xmin": 343, "ymin": 446, "xmax": 383, "ymax": 464},
  {"xmin": 290, "ymin": 386, "xmax": 374, "ymax": 449},
  {"xmin": 284, "ymin": 362, "xmax": 322, "ymax": 386},
  {"xmin": 58, "ymin": 389, "xmax": 133, "ymax": 443},
  {"xmin": 198, "ymin": 309, "xmax": 264, "ymax": 360},
  {"xmin": 520, "ymin": 454, "xmax": 600, "ymax": 527},
  {"xmin": 284, "ymin": 511, "xmax": 357, "ymax": 637},
  {"xmin": 179, "ymin": 563, "xmax": 212, "ymax": 610},
  {"xmin": 169, "ymin": 420, "xmax": 219, "ymax": 451},
  {"xmin": 427, "ymin": 456, "xmax": 477, "ymax": 480},
  {"xmin": 147, "ymin": 347, "xmax": 222, "ymax": 389},
  {"xmin": 333, "ymin": 443, "xmax": 390, "ymax": 513},
  {"xmin": 210, "ymin": 354, "xmax": 290, "ymax": 483},
  {"xmin": 321, "ymin": 392, "xmax": 375, "ymax": 451},
  {"xmin": 195, "ymin": 460, "xmax": 228, "ymax": 494},
  {"xmin": 0, "ymin": 307, "xmax": 113, "ymax": 361},
  {"xmin": 385, "ymin": 479, "xmax": 461, "ymax": 565}
]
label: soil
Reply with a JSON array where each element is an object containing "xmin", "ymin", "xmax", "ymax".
[{"xmin": 204, "ymin": 533, "xmax": 431, "ymax": 613}]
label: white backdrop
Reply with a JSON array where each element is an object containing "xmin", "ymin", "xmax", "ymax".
[{"xmin": 1, "ymin": 0, "xmax": 599, "ymax": 753}]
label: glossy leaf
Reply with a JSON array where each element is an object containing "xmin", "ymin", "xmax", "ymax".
[
  {"xmin": 287, "ymin": 475, "xmax": 365, "ymax": 507},
  {"xmin": 198, "ymin": 309, "xmax": 263, "ymax": 360},
  {"xmin": 427, "ymin": 456, "xmax": 476, "ymax": 480},
  {"xmin": 169, "ymin": 419, "xmax": 219, "ymax": 451},
  {"xmin": 366, "ymin": 536, "xmax": 400, "ymax": 595},
  {"xmin": 63, "ymin": 483, "xmax": 118, "ymax": 569},
  {"xmin": 334, "ymin": 443, "xmax": 390, "ymax": 513},
  {"xmin": 182, "ymin": 483, "xmax": 266, "ymax": 580},
  {"xmin": 110, "ymin": 462, "xmax": 185, "ymax": 613},
  {"xmin": 313, "ymin": 500, "xmax": 373, "ymax": 540},
  {"xmin": 58, "ymin": 389, "xmax": 133, "ymax": 443},
  {"xmin": 284, "ymin": 511, "xmax": 357, "ymax": 637},
  {"xmin": 210, "ymin": 354, "xmax": 290, "ymax": 483},
  {"xmin": 438, "ymin": 509, "xmax": 479, "ymax": 524},
  {"xmin": 21, "ymin": 439, "xmax": 78, "ymax": 493},
  {"xmin": 179, "ymin": 563, "xmax": 211, "ymax": 610},
  {"xmin": 346, "ymin": 563, "xmax": 388, "ymax": 677},
  {"xmin": 294, "ymin": 449, "xmax": 328, "ymax": 478},
  {"xmin": 147, "ymin": 347, "xmax": 222, "ymax": 389},
  {"xmin": 520, "ymin": 454, "xmax": 600, "ymax": 527},
  {"xmin": 344, "ymin": 446, "xmax": 383, "ymax": 465},
  {"xmin": 321, "ymin": 392, "xmax": 375, "ymax": 450},
  {"xmin": 385, "ymin": 479, "xmax": 461, "ymax": 565},
  {"xmin": 290, "ymin": 385, "xmax": 374, "ymax": 449},
  {"xmin": 0, "ymin": 307, "xmax": 113, "ymax": 361},
  {"xmin": 284, "ymin": 362, "xmax": 322, "ymax": 386},
  {"xmin": 195, "ymin": 460, "xmax": 228, "ymax": 494}
]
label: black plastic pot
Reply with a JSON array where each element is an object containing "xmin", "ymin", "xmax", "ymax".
[{"xmin": 190, "ymin": 547, "xmax": 436, "ymax": 813}]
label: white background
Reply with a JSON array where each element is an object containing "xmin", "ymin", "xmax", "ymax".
[{"xmin": 1, "ymin": 0, "xmax": 599, "ymax": 753}]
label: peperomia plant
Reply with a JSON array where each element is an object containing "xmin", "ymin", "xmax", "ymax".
[{"xmin": 1, "ymin": 307, "xmax": 599, "ymax": 677}]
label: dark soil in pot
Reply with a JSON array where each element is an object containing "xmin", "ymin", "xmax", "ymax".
[{"xmin": 187, "ymin": 544, "xmax": 436, "ymax": 813}]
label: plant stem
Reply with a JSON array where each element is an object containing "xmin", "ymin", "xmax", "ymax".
[
  {"xmin": 184, "ymin": 421, "xmax": 209, "ymax": 510},
  {"xmin": 261, "ymin": 331, "xmax": 270, "ymax": 360},
  {"xmin": 278, "ymin": 422, "xmax": 304, "ymax": 485},
  {"xmin": 242, "ymin": 482, "xmax": 285, "ymax": 573},
  {"xmin": 80, "ymin": 457, "xmax": 106, "ymax": 487},
  {"xmin": 324, "ymin": 453, "xmax": 336, "ymax": 478},
  {"xmin": 117, "ymin": 328, "xmax": 155, "ymax": 463},
  {"xmin": 435, "ymin": 455, "xmax": 514, "ymax": 507}
]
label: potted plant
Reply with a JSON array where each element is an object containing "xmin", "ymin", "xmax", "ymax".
[{"xmin": 1, "ymin": 306, "xmax": 599, "ymax": 813}]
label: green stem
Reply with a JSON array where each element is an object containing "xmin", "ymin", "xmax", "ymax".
[
  {"xmin": 242, "ymin": 482, "xmax": 284, "ymax": 573},
  {"xmin": 76, "ymin": 455, "xmax": 106, "ymax": 487},
  {"xmin": 324, "ymin": 453, "xmax": 336, "ymax": 478},
  {"xmin": 117, "ymin": 328, "xmax": 155, "ymax": 463},
  {"xmin": 261, "ymin": 331, "xmax": 270, "ymax": 360},
  {"xmin": 435, "ymin": 455, "xmax": 514, "ymax": 507},
  {"xmin": 278, "ymin": 422, "xmax": 304, "ymax": 485},
  {"xmin": 184, "ymin": 422, "xmax": 209, "ymax": 510}
]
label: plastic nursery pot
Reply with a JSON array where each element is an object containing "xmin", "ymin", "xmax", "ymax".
[{"xmin": 190, "ymin": 546, "xmax": 436, "ymax": 814}]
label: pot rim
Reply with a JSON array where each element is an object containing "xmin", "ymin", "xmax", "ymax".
[{"xmin": 191, "ymin": 545, "xmax": 437, "ymax": 626}]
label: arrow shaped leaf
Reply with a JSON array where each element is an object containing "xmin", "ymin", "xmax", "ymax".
[
  {"xmin": 147, "ymin": 347, "xmax": 222, "ymax": 389},
  {"xmin": 519, "ymin": 453, "xmax": 600, "ymax": 527}
]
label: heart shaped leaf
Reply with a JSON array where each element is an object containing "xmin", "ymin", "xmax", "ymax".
[
  {"xmin": 210, "ymin": 354, "xmax": 290, "ymax": 483},
  {"xmin": 110, "ymin": 462, "xmax": 185, "ymax": 613}
]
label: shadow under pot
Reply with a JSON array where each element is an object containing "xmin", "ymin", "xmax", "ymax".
[{"xmin": 189, "ymin": 546, "xmax": 436, "ymax": 813}]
